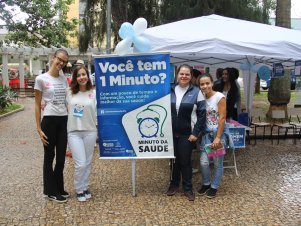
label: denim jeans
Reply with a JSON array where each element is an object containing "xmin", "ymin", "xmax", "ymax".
[{"xmin": 199, "ymin": 131, "xmax": 225, "ymax": 189}]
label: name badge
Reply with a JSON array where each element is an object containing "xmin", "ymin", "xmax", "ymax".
[{"xmin": 73, "ymin": 104, "xmax": 84, "ymax": 118}]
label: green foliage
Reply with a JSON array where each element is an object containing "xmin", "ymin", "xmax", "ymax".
[
  {"xmin": 0, "ymin": 103, "xmax": 22, "ymax": 115},
  {"xmin": 160, "ymin": 0, "xmax": 276, "ymax": 24},
  {"xmin": 79, "ymin": 0, "xmax": 106, "ymax": 53},
  {"xmin": 0, "ymin": 86, "xmax": 16, "ymax": 110},
  {"xmin": 0, "ymin": 0, "xmax": 78, "ymax": 47},
  {"xmin": 160, "ymin": 0, "xmax": 214, "ymax": 23},
  {"xmin": 80, "ymin": 0, "xmax": 161, "ymax": 52},
  {"xmin": 1, "ymin": 0, "xmax": 276, "ymax": 51},
  {"xmin": 80, "ymin": 0, "xmax": 276, "ymax": 52}
]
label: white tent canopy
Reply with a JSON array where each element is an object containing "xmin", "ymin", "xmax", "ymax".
[{"xmin": 143, "ymin": 14, "xmax": 301, "ymax": 112}]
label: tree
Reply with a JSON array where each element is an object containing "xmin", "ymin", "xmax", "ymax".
[
  {"xmin": 80, "ymin": 0, "xmax": 275, "ymax": 52},
  {"xmin": 275, "ymin": 0, "xmax": 291, "ymax": 27},
  {"xmin": 160, "ymin": 0, "xmax": 274, "ymax": 24},
  {"xmin": 159, "ymin": 0, "xmax": 214, "ymax": 23},
  {"xmin": 79, "ymin": 0, "xmax": 161, "ymax": 52},
  {"xmin": 267, "ymin": 0, "xmax": 291, "ymax": 117},
  {"xmin": 0, "ymin": 0, "xmax": 78, "ymax": 47}
]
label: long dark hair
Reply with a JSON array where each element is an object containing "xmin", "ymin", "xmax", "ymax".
[
  {"xmin": 222, "ymin": 67, "xmax": 238, "ymax": 92},
  {"xmin": 222, "ymin": 67, "xmax": 239, "ymax": 120},
  {"xmin": 70, "ymin": 65, "xmax": 92, "ymax": 94}
]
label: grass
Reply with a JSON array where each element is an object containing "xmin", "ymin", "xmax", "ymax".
[
  {"xmin": 241, "ymin": 90, "xmax": 297, "ymax": 114},
  {"xmin": 0, "ymin": 103, "xmax": 23, "ymax": 115}
]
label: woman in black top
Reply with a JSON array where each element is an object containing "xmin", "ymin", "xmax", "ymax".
[{"xmin": 213, "ymin": 67, "xmax": 240, "ymax": 120}]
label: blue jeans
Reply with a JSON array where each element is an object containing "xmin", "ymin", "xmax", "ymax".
[{"xmin": 199, "ymin": 132, "xmax": 225, "ymax": 189}]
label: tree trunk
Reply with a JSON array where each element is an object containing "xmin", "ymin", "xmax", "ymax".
[
  {"xmin": 275, "ymin": 0, "xmax": 291, "ymax": 28},
  {"xmin": 267, "ymin": 72, "xmax": 291, "ymax": 118},
  {"xmin": 267, "ymin": 0, "xmax": 291, "ymax": 117}
]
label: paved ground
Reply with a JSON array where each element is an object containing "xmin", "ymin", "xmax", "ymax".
[{"xmin": 0, "ymin": 98, "xmax": 300, "ymax": 226}]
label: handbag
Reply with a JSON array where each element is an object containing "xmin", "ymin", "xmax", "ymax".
[{"xmin": 204, "ymin": 142, "xmax": 226, "ymax": 157}]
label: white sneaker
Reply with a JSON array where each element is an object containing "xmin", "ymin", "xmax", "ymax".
[
  {"xmin": 84, "ymin": 190, "xmax": 92, "ymax": 199},
  {"xmin": 77, "ymin": 193, "xmax": 86, "ymax": 202}
]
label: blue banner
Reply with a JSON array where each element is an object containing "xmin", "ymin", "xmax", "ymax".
[
  {"xmin": 228, "ymin": 127, "xmax": 246, "ymax": 148},
  {"xmin": 94, "ymin": 53, "xmax": 174, "ymax": 159}
]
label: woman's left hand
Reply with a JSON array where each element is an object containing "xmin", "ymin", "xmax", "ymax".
[{"xmin": 188, "ymin": 134, "xmax": 198, "ymax": 142}]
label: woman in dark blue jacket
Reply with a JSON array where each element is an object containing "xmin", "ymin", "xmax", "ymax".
[{"xmin": 167, "ymin": 64, "xmax": 206, "ymax": 201}]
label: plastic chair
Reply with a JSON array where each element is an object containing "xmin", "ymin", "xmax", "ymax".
[
  {"xmin": 249, "ymin": 109, "xmax": 271, "ymax": 145},
  {"xmin": 271, "ymin": 110, "xmax": 296, "ymax": 144},
  {"xmin": 288, "ymin": 108, "xmax": 301, "ymax": 140}
]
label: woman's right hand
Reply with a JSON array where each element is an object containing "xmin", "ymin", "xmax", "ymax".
[
  {"xmin": 211, "ymin": 137, "xmax": 221, "ymax": 150},
  {"xmin": 38, "ymin": 130, "xmax": 49, "ymax": 146}
]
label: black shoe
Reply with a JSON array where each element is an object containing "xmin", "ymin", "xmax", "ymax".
[
  {"xmin": 184, "ymin": 190, "xmax": 195, "ymax": 201},
  {"xmin": 206, "ymin": 188, "xmax": 217, "ymax": 199},
  {"xmin": 84, "ymin": 190, "xmax": 92, "ymax": 199},
  {"xmin": 48, "ymin": 195, "xmax": 67, "ymax": 203},
  {"xmin": 60, "ymin": 191, "xmax": 70, "ymax": 198},
  {"xmin": 166, "ymin": 185, "xmax": 179, "ymax": 196},
  {"xmin": 77, "ymin": 193, "xmax": 87, "ymax": 202},
  {"xmin": 197, "ymin": 185, "xmax": 211, "ymax": 196}
]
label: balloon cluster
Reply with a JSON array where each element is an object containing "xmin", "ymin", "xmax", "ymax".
[{"xmin": 114, "ymin": 18, "xmax": 151, "ymax": 55}]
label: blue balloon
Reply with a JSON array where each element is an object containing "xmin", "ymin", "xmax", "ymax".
[
  {"xmin": 119, "ymin": 22, "xmax": 134, "ymax": 39},
  {"xmin": 257, "ymin": 65, "xmax": 271, "ymax": 81},
  {"xmin": 133, "ymin": 36, "xmax": 151, "ymax": 52}
]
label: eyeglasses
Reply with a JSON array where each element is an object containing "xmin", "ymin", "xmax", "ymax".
[{"xmin": 55, "ymin": 56, "xmax": 68, "ymax": 65}]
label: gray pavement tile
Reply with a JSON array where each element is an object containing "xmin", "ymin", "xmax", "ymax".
[{"xmin": 0, "ymin": 98, "xmax": 300, "ymax": 225}]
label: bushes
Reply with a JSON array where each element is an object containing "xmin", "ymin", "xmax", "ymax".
[{"xmin": 0, "ymin": 86, "xmax": 16, "ymax": 110}]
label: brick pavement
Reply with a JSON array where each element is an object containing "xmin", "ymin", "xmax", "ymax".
[{"xmin": 0, "ymin": 98, "xmax": 300, "ymax": 225}]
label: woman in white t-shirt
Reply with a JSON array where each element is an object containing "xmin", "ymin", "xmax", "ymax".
[
  {"xmin": 34, "ymin": 49, "xmax": 70, "ymax": 203},
  {"xmin": 197, "ymin": 73, "xmax": 227, "ymax": 199},
  {"xmin": 66, "ymin": 65, "xmax": 97, "ymax": 202}
]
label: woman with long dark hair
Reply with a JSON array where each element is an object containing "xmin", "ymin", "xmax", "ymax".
[
  {"xmin": 213, "ymin": 67, "xmax": 240, "ymax": 120},
  {"xmin": 197, "ymin": 73, "xmax": 228, "ymax": 198},
  {"xmin": 66, "ymin": 65, "xmax": 97, "ymax": 202}
]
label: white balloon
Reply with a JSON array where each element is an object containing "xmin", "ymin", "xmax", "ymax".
[
  {"xmin": 133, "ymin": 18, "xmax": 148, "ymax": 35},
  {"xmin": 128, "ymin": 47, "xmax": 134, "ymax": 54},
  {"xmin": 114, "ymin": 38, "xmax": 132, "ymax": 55}
]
